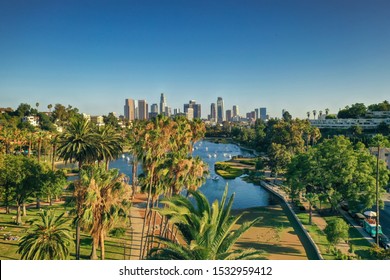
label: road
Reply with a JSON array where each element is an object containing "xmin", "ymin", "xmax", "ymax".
[{"xmin": 371, "ymin": 193, "xmax": 390, "ymax": 237}]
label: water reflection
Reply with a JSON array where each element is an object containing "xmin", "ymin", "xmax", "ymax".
[{"xmin": 110, "ymin": 140, "xmax": 276, "ymax": 209}]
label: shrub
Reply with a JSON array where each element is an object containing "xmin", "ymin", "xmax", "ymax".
[{"xmin": 109, "ymin": 227, "xmax": 126, "ymax": 238}]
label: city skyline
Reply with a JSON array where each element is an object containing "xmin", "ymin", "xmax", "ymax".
[{"xmin": 1, "ymin": 1, "xmax": 390, "ymax": 118}]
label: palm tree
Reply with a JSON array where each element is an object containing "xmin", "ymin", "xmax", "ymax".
[
  {"xmin": 17, "ymin": 210, "xmax": 72, "ymax": 260},
  {"xmin": 312, "ymin": 110, "xmax": 317, "ymax": 120},
  {"xmin": 47, "ymin": 104, "xmax": 53, "ymax": 113},
  {"xmin": 306, "ymin": 112, "xmax": 310, "ymax": 119},
  {"xmin": 57, "ymin": 117, "xmax": 97, "ymax": 170},
  {"xmin": 80, "ymin": 165, "xmax": 131, "ymax": 259},
  {"xmin": 56, "ymin": 117, "xmax": 97, "ymax": 259},
  {"xmin": 95, "ymin": 125, "xmax": 123, "ymax": 170},
  {"xmin": 319, "ymin": 110, "xmax": 323, "ymax": 119},
  {"xmin": 325, "ymin": 108, "xmax": 329, "ymax": 116},
  {"xmin": 148, "ymin": 185, "xmax": 263, "ymax": 260}
]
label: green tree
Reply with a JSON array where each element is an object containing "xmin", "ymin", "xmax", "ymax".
[
  {"xmin": 57, "ymin": 118, "xmax": 97, "ymax": 169},
  {"xmin": 305, "ymin": 192, "xmax": 318, "ymax": 225},
  {"xmin": 56, "ymin": 117, "xmax": 97, "ymax": 259},
  {"xmin": 267, "ymin": 143, "xmax": 292, "ymax": 182},
  {"xmin": 148, "ymin": 185, "xmax": 263, "ymax": 260},
  {"xmin": 0, "ymin": 155, "xmax": 45, "ymax": 223},
  {"xmin": 95, "ymin": 125, "xmax": 123, "ymax": 170},
  {"xmin": 337, "ymin": 103, "xmax": 367, "ymax": 119},
  {"xmin": 80, "ymin": 165, "xmax": 131, "ymax": 259},
  {"xmin": 324, "ymin": 218, "xmax": 349, "ymax": 248},
  {"xmin": 17, "ymin": 210, "xmax": 72, "ymax": 260}
]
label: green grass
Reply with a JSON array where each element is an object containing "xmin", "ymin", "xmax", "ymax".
[
  {"xmin": 295, "ymin": 212, "xmax": 375, "ymax": 260},
  {"xmin": 0, "ymin": 203, "xmax": 133, "ymax": 260},
  {"xmin": 215, "ymin": 162, "xmax": 244, "ymax": 179},
  {"xmin": 296, "ymin": 212, "xmax": 334, "ymax": 260}
]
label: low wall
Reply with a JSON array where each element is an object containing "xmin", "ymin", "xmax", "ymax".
[{"xmin": 261, "ymin": 181, "xmax": 324, "ymax": 260}]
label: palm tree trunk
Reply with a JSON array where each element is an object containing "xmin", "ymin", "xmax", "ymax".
[
  {"xmin": 76, "ymin": 220, "xmax": 81, "ymax": 260},
  {"xmin": 139, "ymin": 166, "xmax": 154, "ymax": 259},
  {"xmin": 28, "ymin": 138, "xmax": 32, "ymax": 157},
  {"xmin": 90, "ymin": 237, "xmax": 98, "ymax": 260},
  {"xmin": 100, "ymin": 232, "xmax": 105, "ymax": 260},
  {"xmin": 51, "ymin": 144, "xmax": 56, "ymax": 170},
  {"xmin": 38, "ymin": 139, "xmax": 42, "ymax": 163}
]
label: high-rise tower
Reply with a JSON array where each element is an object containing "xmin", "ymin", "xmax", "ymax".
[
  {"xmin": 160, "ymin": 93, "xmax": 167, "ymax": 115},
  {"xmin": 210, "ymin": 103, "xmax": 216, "ymax": 122},
  {"xmin": 124, "ymin": 99, "xmax": 135, "ymax": 121},
  {"xmin": 138, "ymin": 100, "xmax": 148, "ymax": 120},
  {"xmin": 217, "ymin": 97, "xmax": 224, "ymax": 123}
]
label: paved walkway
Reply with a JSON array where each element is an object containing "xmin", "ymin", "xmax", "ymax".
[{"xmin": 128, "ymin": 193, "xmax": 147, "ymax": 260}]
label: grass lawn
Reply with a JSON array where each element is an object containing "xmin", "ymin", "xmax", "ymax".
[
  {"xmin": 295, "ymin": 212, "xmax": 374, "ymax": 260},
  {"xmin": 0, "ymin": 203, "xmax": 133, "ymax": 260},
  {"xmin": 215, "ymin": 162, "xmax": 244, "ymax": 179},
  {"xmin": 296, "ymin": 212, "xmax": 334, "ymax": 260}
]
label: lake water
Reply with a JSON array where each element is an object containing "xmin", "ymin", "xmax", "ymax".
[{"xmin": 111, "ymin": 140, "xmax": 276, "ymax": 209}]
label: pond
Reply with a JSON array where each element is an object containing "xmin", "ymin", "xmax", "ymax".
[{"xmin": 110, "ymin": 140, "xmax": 278, "ymax": 209}]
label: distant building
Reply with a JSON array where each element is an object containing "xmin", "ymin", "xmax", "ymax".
[
  {"xmin": 22, "ymin": 116, "xmax": 39, "ymax": 127},
  {"xmin": 160, "ymin": 93, "xmax": 167, "ymax": 115},
  {"xmin": 91, "ymin": 115, "xmax": 104, "ymax": 126},
  {"xmin": 149, "ymin": 112, "xmax": 158, "ymax": 119},
  {"xmin": 186, "ymin": 107, "xmax": 194, "ymax": 120},
  {"xmin": 310, "ymin": 118, "xmax": 390, "ymax": 129},
  {"xmin": 217, "ymin": 97, "xmax": 224, "ymax": 123},
  {"xmin": 226, "ymin": 109, "xmax": 232, "ymax": 122},
  {"xmin": 210, "ymin": 103, "xmax": 216, "ymax": 122},
  {"xmin": 246, "ymin": 111, "xmax": 255, "ymax": 120},
  {"xmin": 138, "ymin": 100, "xmax": 149, "ymax": 120},
  {"xmin": 151, "ymin": 103, "xmax": 158, "ymax": 113},
  {"xmin": 369, "ymin": 147, "xmax": 390, "ymax": 170},
  {"xmin": 124, "ymin": 99, "xmax": 136, "ymax": 121},
  {"xmin": 260, "ymin": 107, "xmax": 267, "ymax": 120},
  {"xmin": 232, "ymin": 105, "xmax": 239, "ymax": 117},
  {"xmin": 184, "ymin": 100, "xmax": 201, "ymax": 119},
  {"xmin": 254, "ymin": 108, "xmax": 259, "ymax": 120}
]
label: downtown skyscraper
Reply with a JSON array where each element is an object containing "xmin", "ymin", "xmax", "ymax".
[
  {"xmin": 160, "ymin": 93, "xmax": 167, "ymax": 115},
  {"xmin": 124, "ymin": 99, "xmax": 135, "ymax": 121},
  {"xmin": 210, "ymin": 103, "xmax": 216, "ymax": 122},
  {"xmin": 217, "ymin": 97, "xmax": 224, "ymax": 123}
]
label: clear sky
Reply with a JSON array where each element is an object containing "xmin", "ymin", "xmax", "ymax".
[{"xmin": 1, "ymin": 0, "xmax": 389, "ymax": 119}]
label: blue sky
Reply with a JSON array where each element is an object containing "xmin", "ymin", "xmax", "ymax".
[{"xmin": 1, "ymin": 0, "xmax": 389, "ymax": 118}]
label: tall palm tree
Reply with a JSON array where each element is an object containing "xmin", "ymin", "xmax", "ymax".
[
  {"xmin": 56, "ymin": 117, "xmax": 97, "ymax": 259},
  {"xmin": 306, "ymin": 112, "xmax": 310, "ymax": 119},
  {"xmin": 17, "ymin": 210, "xmax": 72, "ymax": 260},
  {"xmin": 148, "ymin": 185, "xmax": 263, "ymax": 260},
  {"xmin": 312, "ymin": 110, "xmax": 317, "ymax": 120},
  {"xmin": 95, "ymin": 125, "xmax": 123, "ymax": 170},
  {"xmin": 325, "ymin": 108, "xmax": 329, "ymax": 116},
  {"xmin": 80, "ymin": 165, "xmax": 131, "ymax": 259},
  {"xmin": 57, "ymin": 117, "xmax": 97, "ymax": 170}
]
